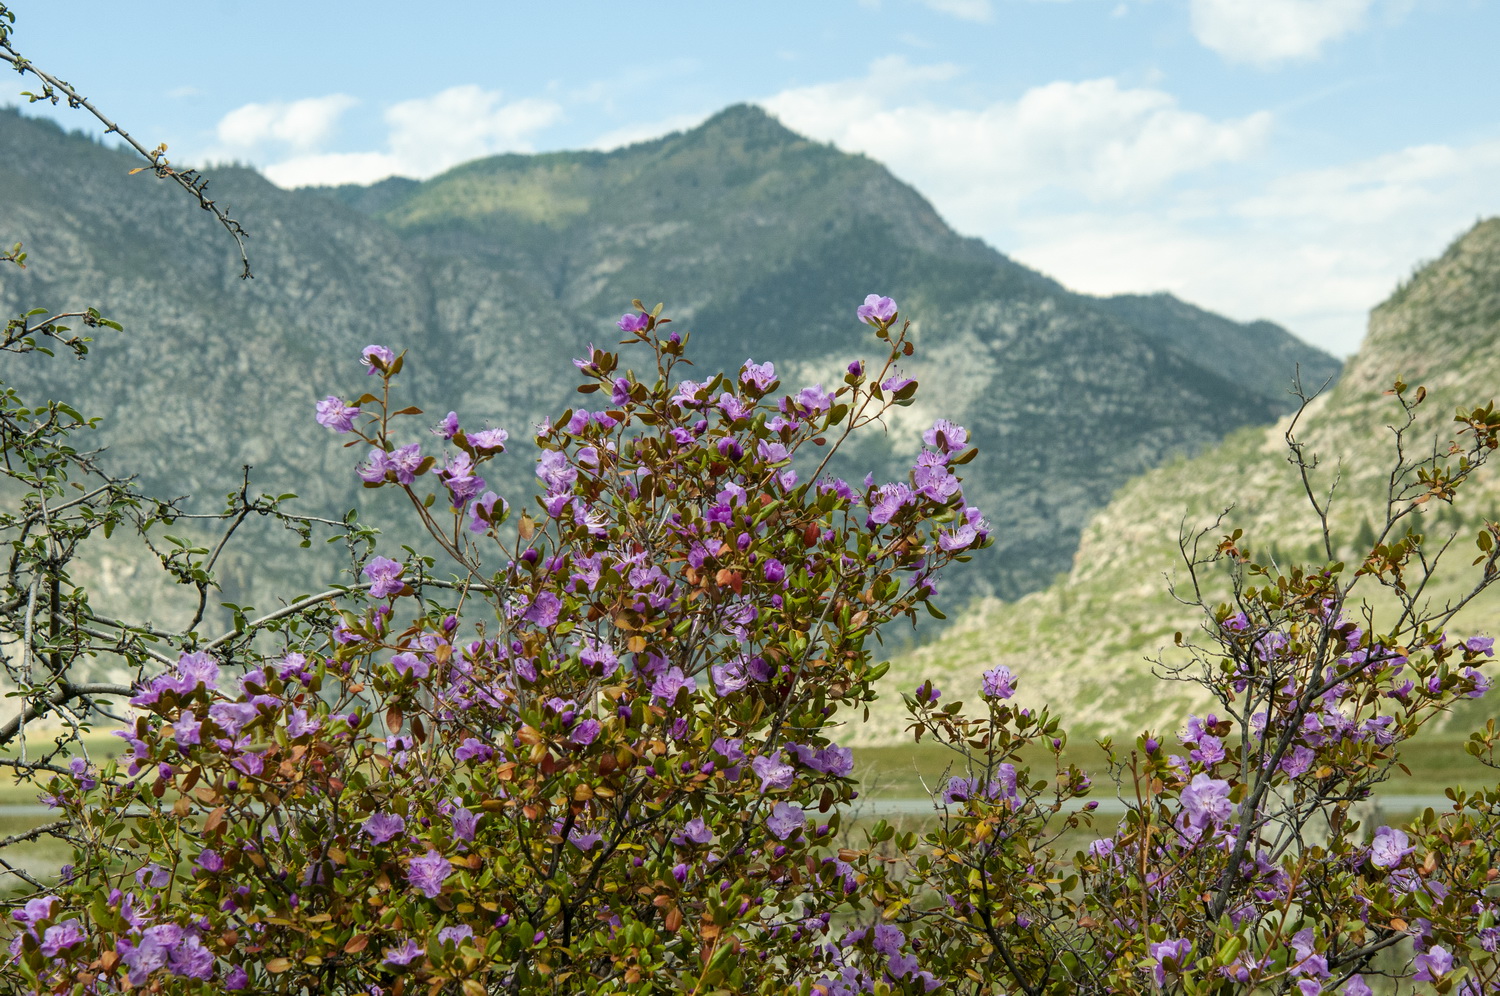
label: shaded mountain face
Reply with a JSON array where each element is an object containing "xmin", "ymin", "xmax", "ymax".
[
  {"xmin": 0, "ymin": 103, "xmax": 1336, "ymax": 613},
  {"xmin": 865, "ymin": 218, "xmax": 1500, "ymax": 744}
]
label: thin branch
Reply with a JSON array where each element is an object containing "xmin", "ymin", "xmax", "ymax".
[{"xmin": 0, "ymin": 45, "xmax": 252, "ymax": 278}]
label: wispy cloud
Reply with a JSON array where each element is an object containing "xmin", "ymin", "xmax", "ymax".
[
  {"xmin": 761, "ymin": 57, "xmax": 1270, "ymax": 217},
  {"xmin": 210, "ymin": 86, "xmax": 562, "ymax": 187},
  {"xmin": 1011, "ymin": 137, "xmax": 1500, "ymax": 355},
  {"xmin": 918, "ymin": 0, "xmax": 994, "ymax": 22},
  {"xmin": 216, "ymin": 95, "xmax": 358, "ymax": 152},
  {"xmin": 1189, "ymin": 0, "xmax": 1374, "ymax": 67}
]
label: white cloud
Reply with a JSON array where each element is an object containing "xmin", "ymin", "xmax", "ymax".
[
  {"xmin": 215, "ymin": 86, "xmax": 563, "ymax": 188},
  {"xmin": 754, "ymin": 55, "xmax": 1500, "ymax": 356},
  {"xmin": 918, "ymin": 0, "xmax": 994, "ymax": 21},
  {"xmin": 216, "ymin": 95, "xmax": 358, "ymax": 151},
  {"xmin": 761, "ymin": 59, "xmax": 1270, "ymax": 228},
  {"xmin": 383, "ymin": 86, "xmax": 561, "ymax": 177},
  {"xmin": 1009, "ymin": 138, "xmax": 1500, "ymax": 356},
  {"xmin": 1190, "ymin": 0, "xmax": 1374, "ymax": 67}
]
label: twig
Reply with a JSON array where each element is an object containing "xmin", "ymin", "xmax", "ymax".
[{"xmin": 0, "ymin": 44, "xmax": 252, "ymax": 278}]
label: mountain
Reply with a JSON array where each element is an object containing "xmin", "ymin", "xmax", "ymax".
[
  {"xmin": 0, "ymin": 103, "xmax": 1337, "ymax": 623},
  {"xmin": 858, "ymin": 218, "xmax": 1500, "ymax": 745}
]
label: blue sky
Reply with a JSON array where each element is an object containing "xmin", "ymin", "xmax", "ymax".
[{"xmin": 7, "ymin": 0, "xmax": 1498, "ymax": 356}]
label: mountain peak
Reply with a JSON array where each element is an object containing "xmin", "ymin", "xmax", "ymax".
[{"xmin": 686, "ymin": 103, "xmax": 806, "ymax": 149}]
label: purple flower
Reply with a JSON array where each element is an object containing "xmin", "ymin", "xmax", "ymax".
[
  {"xmin": 579, "ymin": 639, "xmax": 619, "ymax": 674},
  {"xmin": 388, "ymin": 443, "xmax": 423, "ymax": 484},
  {"xmin": 407, "ymin": 849, "xmax": 451, "ymax": 898},
  {"xmin": 880, "ymin": 371, "xmax": 915, "ymax": 393},
  {"xmin": 1464, "ymin": 635, "xmax": 1494, "ymax": 656},
  {"xmin": 797, "ymin": 384, "xmax": 834, "ymax": 413},
  {"xmin": 1191, "ymin": 734, "xmax": 1226, "ymax": 765},
  {"xmin": 1149, "ymin": 938, "xmax": 1193, "ymax": 987},
  {"xmin": 383, "ymin": 938, "xmax": 425, "ymax": 966},
  {"xmin": 717, "ymin": 393, "xmax": 754, "ymax": 422},
  {"xmin": 173, "ymin": 713, "xmax": 202, "ymax": 747},
  {"xmin": 226, "ymin": 965, "xmax": 250, "ymax": 990},
  {"xmin": 208, "ymin": 704, "xmax": 259, "ymax": 744},
  {"xmin": 1369, "ymin": 826, "xmax": 1414, "ymax": 868},
  {"xmin": 536, "ymin": 449, "xmax": 577, "ymax": 493},
  {"xmin": 762, "ymin": 558, "xmax": 786, "ymax": 584},
  {"xmin": 390, "ymin": 652, "xmax": 429, "ymax": 679},
  {"xmin": 195, "ymin": 848, "xmax": 223, "ymax": 873},
  {"xmin": 617, "ymin": 312, "xmax": 650, "ymax": 333},
  {"xmin": 432, "ymin": 411, "xmax": 460, "ymax": 439},
  {"xmin": 671, "ymin": 379, "xmax": 709, "ymax": 408},
  {"xmin": 1413, "ymin": 945, "xmax": 1453, "ymax": 982},
  {"xmin": 873, "ymin": 924, "xmax": 905, "ymax": 957},
  {"xmin": 357, "ymin": 447, "xmax": 393, "ymax": 484},
  {"xmin": 913, "ymin": 463, "xmax": 960, "ymax": 503},
  {"xmin": 363, "ymin": 556, "xmax": 405, "ymax": 598},
  {"xmin": 362, "ymin": 344, "xmax": 395, "ymax": 374},
  {"xmin": 870, "ymin": 482, "xmax": 914, "ymax": 525},
  {"xmin": 470, "ymin": 427, "xmax": 509, "ymax": 452},
  {"xmin": 1180, "ymin": 773, "xmax": 1232, "ymax": 827},
  {"xmin": 169, "ymin": 934, "xmax": 215, "ymax": 979},
  {"xmin": 523, "ymin": 591, "xmax": 563, "ymax": 628},
  {"xmin": 1088, "ymin": 838, "xmax": 1116, "ymax": 859},
  {"xmin": 451, "ymin": 807, "xmax": 479, "ymax": 842},
  {"xmin": 675, "ymin": 817, "xmax": 714, "ymax": 846},
  {"xmin": 856, "ymin": 294, "xmax": 898, "ymax": 325},
  {"xmin": 740, "ymin": 359, "xmax": 776, "ymax": 392},
  {"xmin": 177, "ymin": 650, "xmax": 220, "ymax": 691},
  {"xmin": 362, "ymin": 812, "xmax": 407, "ymax": 845},
  {"xmin": 943, "ymin": 776, "xmax": 978, "ymax": 805},
  {"xmin": 569, "ymin": 828, "xmax": 603, "ymax": 852},
  {"xmin": 810, "ymin": 745, "xmax": 854, "ymax": 777},
  {"xmin": 939, "ymin": 522, "xmax": 979, "ymax": 551},
  {"xmin": 13, "ymin": 895, "xmax": 57, "ymax": 926},
  {"xmin": 1280, "ymin": 745, "xmax": 1315, "ymax": 778},
  {"xmin": 981, "ymin": 665, "xmax": 1016, "ymax": 700},
  {"xmin": 922, "ymin": 418, "xmax": 968, "ymax": 453},
  {"xmin": 440, "ymin": 453, "xmax": 486, "ymax": 508},
  {"xmin": 650, "ymin": 666, "xmax": 695, "ymax": 705},
  {"xmin": 467, "ymin": 490, "xmax": 507, "ymax": 533},
  {"xmin": 766, "ymin": 802, "xmax": 805, "ymax": 840},
  {"xmin": 752, "ymin": 752, "xmax": 795, "ymax": 793},
  {"xmin": 438, "ymin": 924, "xmax": 474, "ymax": 947},
  {"xmin": 39, "ymin": 919, "xmax": 84, "ymax": 957},
  {"xmin": 570, "ymin": 719, "xmax": 601, "ymax": 746},
  {"xmin": 455, "ymin": 738, "xmax": 493, "ymax": 762},
  {"xmin": 286, "ymin": 708, "xmax": 320, "ymax": 738},
  {"xmin": 711, "ymin": 658, "xmax": 749, "ymax": 696},
  {"xmin": 315, "ymin": 396, "xmax": 360, "ymax": 433}
]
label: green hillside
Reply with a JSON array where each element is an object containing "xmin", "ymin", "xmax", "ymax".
[{"xmin": 860, "ymin": 218, "xmax": 1500, "ymax": 745}]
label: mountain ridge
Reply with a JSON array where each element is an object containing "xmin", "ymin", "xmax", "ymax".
[{"xmin": 0, "ymin": 102, "xmax": 1336, "ymax": 622}]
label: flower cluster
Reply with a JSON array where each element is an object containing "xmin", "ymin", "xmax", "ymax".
[{"xmin": 5, "ymin": 295, "xmax": 1000, "ymax": 995}]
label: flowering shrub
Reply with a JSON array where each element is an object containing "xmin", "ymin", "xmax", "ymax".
[
  {"xmin": 5, "ymin": 298, "xmax": 997, "ymax": 994},
  {"xmin": 5, "ymin": 291, "xmax": 1500, "ymax": 996},
  {"xmin": 863, "ymin": 388, "xmax": 1500, "ymax": 995}
]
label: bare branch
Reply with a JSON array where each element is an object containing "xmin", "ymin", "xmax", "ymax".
[{"xmin": 0, "ymin": 44, "xmax": 252, "ymax": 278}]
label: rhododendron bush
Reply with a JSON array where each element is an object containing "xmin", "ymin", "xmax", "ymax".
[
  {"xmin": 4, "ymin": 11, "xmax": 1500, "ymax": 989},
  {"xmin": 3, "ymin": 298, "xmax": 1003, "ymax": 994},
  {"xmin": 7, "ymin": 283, "xmax": 1500, "ymax": 995}
]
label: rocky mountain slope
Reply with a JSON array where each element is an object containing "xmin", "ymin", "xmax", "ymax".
[
  {"xmin": 0, "ymin": 104, "xmax": 1336, "ymax": 624},
  {"xmin": 861, "ymin": 218, "xmax": 1500, "ymax": 745}
]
